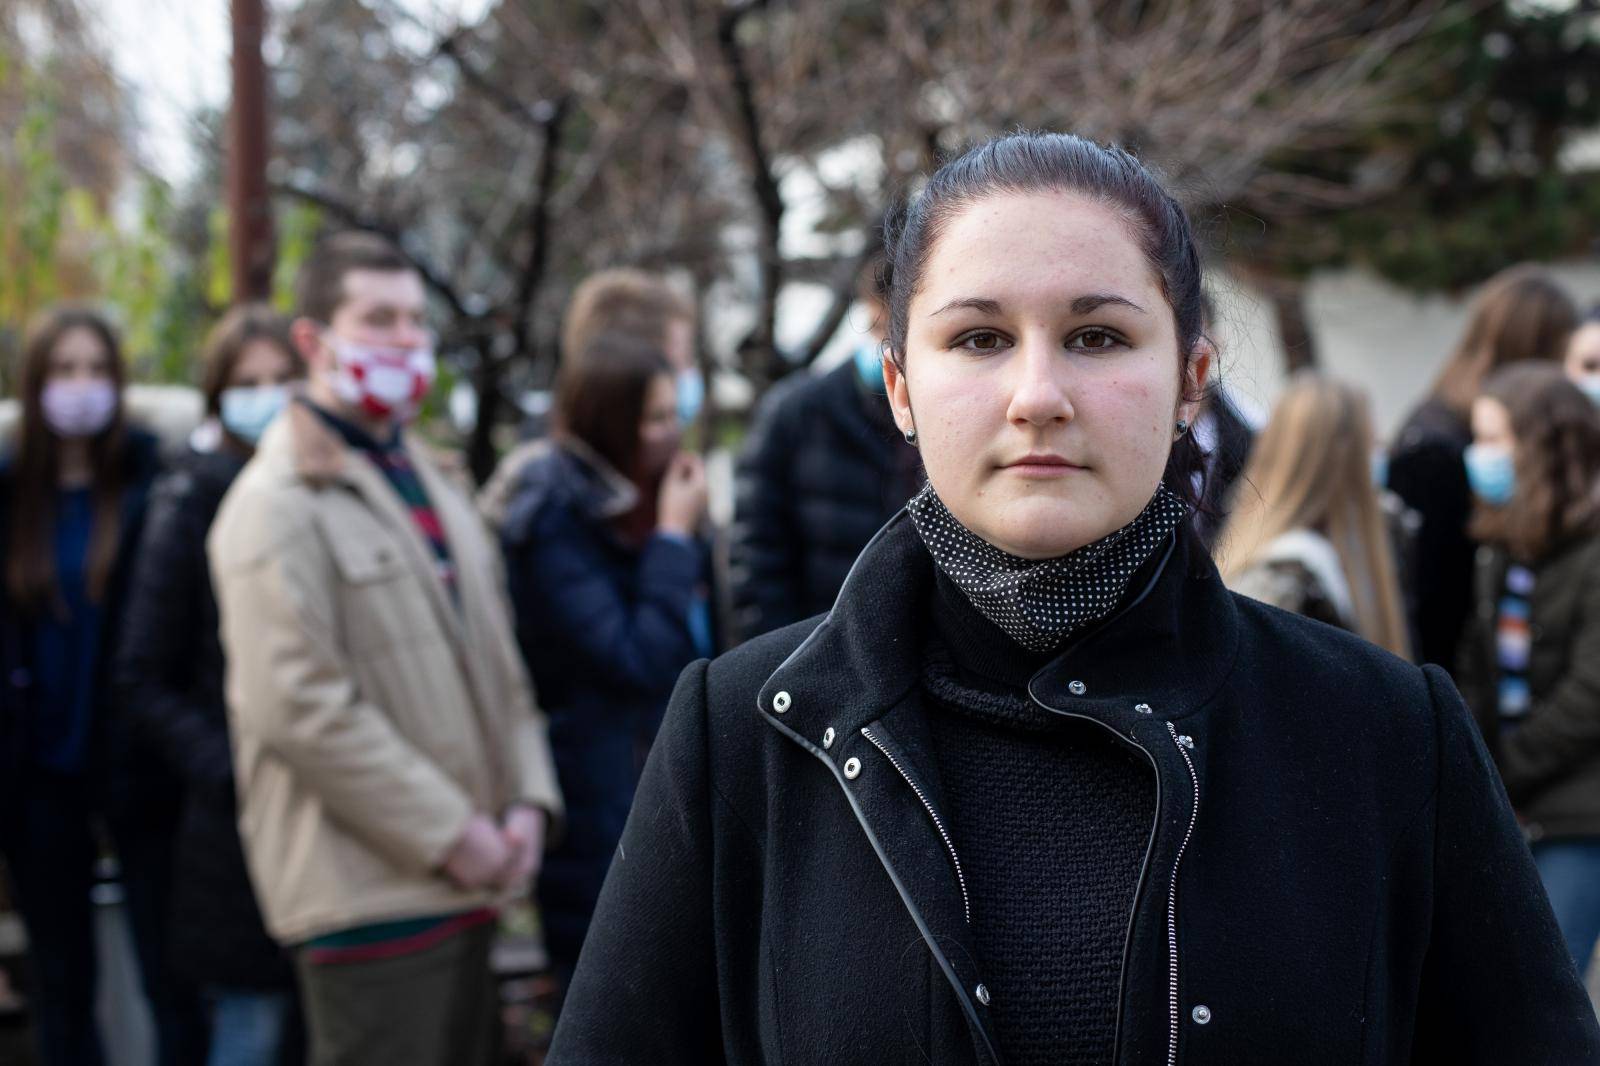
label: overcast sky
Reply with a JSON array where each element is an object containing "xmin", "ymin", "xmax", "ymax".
[{"xmin": 81, "ymin": 0, "xmax": 494, "ymax": 182}]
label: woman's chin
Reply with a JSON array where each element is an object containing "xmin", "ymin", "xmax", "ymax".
[{"xmin": 977, "ymin": 499, "xmax": 1113, "ymax": 560}]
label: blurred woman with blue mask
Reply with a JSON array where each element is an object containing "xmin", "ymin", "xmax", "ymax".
[
  {"xmin": 1563, "ymin": 305, "xmax": 1600, "ymax": 408},
  {"xmin": 114, "ymin": 303, "xmax": 306, "ymax": 1066},
  {"xmin": 1456, "ymin": 362, "xmax": 1600, "ymax": 976}
]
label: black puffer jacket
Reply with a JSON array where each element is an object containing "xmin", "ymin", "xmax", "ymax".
[
  {"xmin": 729, "ymin": 361, "xmax": 923, "ymax": 642},
  {"xmin": 1388, "ymin": 397, "xmax": 1475, "ymax": 669},
  {"xmin": 114, "ymin": 443, "xmax": 291, "ymax": 989},
  {"xmin": 550, "ymin": 513, "xmax": 1599, "ymax": 1065}
]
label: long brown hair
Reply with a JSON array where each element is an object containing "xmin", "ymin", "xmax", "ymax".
[
  {"xmin": 1432, "ymin": 265, "xmax": 1577, "ymax": 417},
  {"xmin": 1217, "ymin": 374, "xmax": 1410, "ymax": 657},
  {"xmin": 1470, "ymin": 363, "xmax": 1600, "ymax": 562},
  {"xmin": 5, "ymin": 306, "xmax": 130, "ymax": 614}
]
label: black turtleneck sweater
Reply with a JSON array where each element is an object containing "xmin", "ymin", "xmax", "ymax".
[{"xmin": 922, "ymin": 569, "xmax": 1156, "ymax": 1064}]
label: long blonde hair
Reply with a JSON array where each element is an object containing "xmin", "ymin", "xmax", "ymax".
[{"xmin": 1217, "ymin": 374, "xmax": 1411, "ymax": 657}]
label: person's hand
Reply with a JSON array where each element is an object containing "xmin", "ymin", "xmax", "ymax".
[
  {"xmin": 498, "ymin": 805, "xmax": 546, "ymax": 889},
  {"xmin": 441, "ymin": 813, "xmax": 511, "ymax": 890},
  {"xmin": 656, "ymin": 452, "xmax": 708, "ymax": 536}
]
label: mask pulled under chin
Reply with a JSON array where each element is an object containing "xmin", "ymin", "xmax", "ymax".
[
  {"xmin": 329, "ymin": 339, "xmax": 436, "ymax": 421},
  {"xmin": 907, "ymin": 482, "xmax": 1190, "ymax": 653}
]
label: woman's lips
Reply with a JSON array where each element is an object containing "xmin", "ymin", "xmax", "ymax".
[{"xmin": 1003, "ymin": 455, "xmax": 1085, "ymax": 477}]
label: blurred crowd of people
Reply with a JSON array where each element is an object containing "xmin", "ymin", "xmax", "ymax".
[{"xmin": 1, "ymin": 222, "xmax": 1598, "ymax": 1065}]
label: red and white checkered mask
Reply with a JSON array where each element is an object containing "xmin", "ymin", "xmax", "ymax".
[{"xmin": 327, "ymin": 337, "xmax": 436, "ymax": 422}]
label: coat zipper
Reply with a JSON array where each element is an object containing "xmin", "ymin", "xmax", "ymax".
[
  {"xmin": 860, "ymin": 726, "xmax": 972, "ymax": 924},
  {"xmin": 1165, "ymin": 721, "xmax": 1200, "ymax": 1066}
]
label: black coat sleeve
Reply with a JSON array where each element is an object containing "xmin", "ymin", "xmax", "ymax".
[
  {"xmin": 1412, "ymin": 664, "xmax": 1600, "ymax": 1063},
  {"xmin": 729, "ymin": 384, "xmax": 806, "ymax": 642},
  {"xmin": 546, "ymin": 658, "xmax": 736, "ymax": 1063},
  {"xmin": 113, "ymin": 473, "xmax": 234, "ymax": 794}
]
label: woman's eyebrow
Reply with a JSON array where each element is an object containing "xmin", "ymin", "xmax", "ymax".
[
  {"xmin": 929, "ymin": 293, "xmax": 1147, "ymax": 317},
  {"xmin": 1071, "ymin": 293, "xmax": 1147, "ymax": 315}
]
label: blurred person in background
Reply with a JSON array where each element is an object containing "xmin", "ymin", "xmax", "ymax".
[
  {"xmin": 1563, "ymin": 304, "xmax": 1600, "ymax": 404},
  {"xmin": 1388, "ymin": 266, "xmax": 1577, "ymax": 669},
  {"xmin": 1218, "ymin": 374, "xmax": 1411, "ymax": 658},
  {"xmin": 489, "ymin": 329, "xmax": 712, "ymax": 996},
  {"xmin": 728, "ymin": 261, "xmax": 922, "ymax": 641},
  {"xmin": 1455, "ymin": 363, "xmax": 1600, "ymax": 974},
  {"xmin": 480, "ymin": 268, "xmax": 699, "ymax": 518},
  {"xmin": 0, "ymin": 306, "xmax": 204, "ymax": 1066},
  {"xmin": 115, "ymin": 304, "xmax": 305, "ymax": 1066},
  {"xmin": 207, "ymin": 232, "xmax": 561, "ymax": 1066}
]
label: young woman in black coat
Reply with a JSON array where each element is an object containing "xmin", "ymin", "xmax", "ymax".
[
  {"xmin": 114, "ymin": 304, "xmax": 305, "ymax": 1066},
  {"xmin": 547, "ymin": 134, "xmax": 1600, "ymax": 1065},
  {"xmin": 0, "ymin": 307, "xmax": 203, "ymax": 1066}
]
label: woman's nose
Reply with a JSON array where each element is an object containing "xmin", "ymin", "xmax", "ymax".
[{"xmin": 1005, "ymin": 340, "xmax": 1073, "ymax": 427}]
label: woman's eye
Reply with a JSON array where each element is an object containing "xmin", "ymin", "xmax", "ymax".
[
  {"xmin": 1072, "ymin": 329, "xmax": 1120, "ymax": 350},
  {"xmin": 957, "ymin": 331, "xmax": 1007, "ymax": 351}
]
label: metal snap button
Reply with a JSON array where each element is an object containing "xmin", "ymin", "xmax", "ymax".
[
  {"xmin": 975, "ymin": 983, "xmax": 991, "ymax": 1006},
  {"xmin": 843, "ymin": 757, "xmax": 861, "ymax": 780},
  {"xmin": 1191, "ymin": 1004, "xmax": 1211, "ymax": 1025},
  {"xmin": 773, "ymin": 690, "xmax": 792, "ymax": 713},
  {"xmin": 822, "ymin": 727, "xmax": 836, "ymax": 749},
  {"xmin": 1068, "ymin": 680, "xmax": 1087, "ymax": 696},
  {"xmin": 1135, "ymin": 702, "xmax": 1153, "ymax": 715}
]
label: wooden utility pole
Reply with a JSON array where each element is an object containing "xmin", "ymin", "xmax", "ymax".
[{"xmin": 229, "ymin": 0, "xmax": 274, "ymax": 302}]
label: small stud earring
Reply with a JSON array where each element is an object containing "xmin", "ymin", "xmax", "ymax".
[
  {"xmin": 1174, "ymin": 419, "xmax": 1190, "ymax": 438},
  {"xmin": 903, "ymin": 427, "xmax": 918, "ymax": 446}
]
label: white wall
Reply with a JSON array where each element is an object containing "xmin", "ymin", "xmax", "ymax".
[{"xmin": 1210, "ymin": 262, "xmax": 1600, "ymax": 442}]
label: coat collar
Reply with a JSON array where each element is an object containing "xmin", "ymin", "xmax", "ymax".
[{"xmin": 757, "ymin": 507, "xmax": 1240, "ymax": 741}]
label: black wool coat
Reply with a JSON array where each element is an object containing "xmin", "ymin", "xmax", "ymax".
[
  {"xmin": 548, "ymin": 510, "xmax": 1600, "ymax": 1065},
  {"xmin": 113, "ymin": 443, "xmax": 292, "ymax": 989}
]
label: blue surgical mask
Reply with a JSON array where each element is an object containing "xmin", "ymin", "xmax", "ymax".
[
  {"xmin": 1464, "ymin": 443, "xmax": 1515, "ymax": 506},
  {"xmin": 676, "ymin": 369, "xmax": 704, "ymax": 427},
  {"xmin": 221, "ymin": 384, "xmax": 290, "ymax": 444},
  {"xmin": 1577, "ymin": 375, "xmax": 1600, "ymax": 409},
  {"xmin": 1371, "ymin": 450, "xmax": 1389, "ymax": 490},
  {"xmin": 854, "ymin": 342, "xmax": 886, "ymax": 392}
]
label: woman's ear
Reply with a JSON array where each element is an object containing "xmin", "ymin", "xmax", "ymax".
[
  {"xmin": 1180, "ymin": 338, "xmax": 1215, "ymax": 424},
  {"xmin": 882, "ymin": 353, "xmax": 916, "ymax": 437}
]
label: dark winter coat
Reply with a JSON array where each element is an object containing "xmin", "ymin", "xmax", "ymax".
[
  {"xmin": 0, "ymin": 428, "xmax": 173, "ymax": 820},
  {"xmin": 1457, "ymin": 534, "xmax": 1600, "ymax": 842},
  {"xmin": 549, "ymin": 510, "xmax": 1600, "ymax": 1065},
  {"xmin": 495, "ymin": 438, "xmax": 710, "ymax": 975},
  {"xmin": 113, "ymin": 442, "xmax": 291, "ymax": 989},
  {"xmin": 1388, "ymin": 397, "xmax": 1475, "ymax": 669},
  {"xmin": 729, "ymin": 360, "xmax": 923, "ymax": 642}
]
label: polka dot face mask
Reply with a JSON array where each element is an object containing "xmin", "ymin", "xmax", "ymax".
[{"xmin": 907, "ymin": 482, "xmax": 1190, "ymax": 652}]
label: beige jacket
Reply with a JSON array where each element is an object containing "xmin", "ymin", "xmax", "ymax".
[{"xmin": 208, "ymin": 402, "xmax": 561, "ymax": 944}]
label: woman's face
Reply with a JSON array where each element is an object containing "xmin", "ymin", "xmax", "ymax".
[
  {"xmin": 1470, "ymin": 396, "xmax": 1516, "ymax": 452},
  {"xmin": 1564, "ymin": 323, "xmax": 1600, "ymax": 385},
  {"xmin": 637, "ymin": 372, "xmax": 680, "ymax": 475},
  {"xmin": 48, "ymin": 326, "xmax": 114, "ymax": 385},
  {"xmin": 884, "ymin": 191, "xmax": 1208, "ymax": 559},
  {"xmin": 229, "ymin": 338, "xmax": 301, "ymax": 390}
]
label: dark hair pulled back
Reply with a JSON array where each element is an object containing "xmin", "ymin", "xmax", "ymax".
[{"xmin": 881, "ymin": 130, "xmax": 1212, "ymax": 514}]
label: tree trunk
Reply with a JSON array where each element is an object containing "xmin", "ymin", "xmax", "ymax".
[{"xmin": 1269, "ymin": 277, "xmax": 1318, "ymax": 373}]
